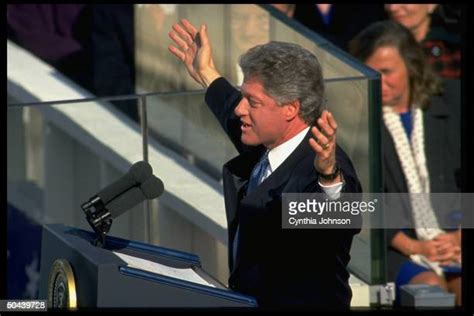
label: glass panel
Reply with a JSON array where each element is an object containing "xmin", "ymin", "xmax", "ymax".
[
  {"xmin": 144, "ymin": 78, "xmax": 376, "ymax": 188},
  {"xmin": 7, "ymin": 3, "xmax": 384, "ymax": 285},
  {"xmin": 8, "ymin": 4, "xmax": 368, "ymax": 99},
  {"xmin": 144, "ymin": 77, "xmax": 383, "ymax": 284},
  {"xmin": 145, "ymin": 92, "xmax": 237, "ymax": 180},
  {"xmin": 7, "ymin": 100, "xmax": 144, "ymax": 240},
  {"xmin": 135, "ymin": 4, "xmax": 367, "ymax": 94},
  {"xmin": 326, "ymin": 78, "xmax": 383, "ymax": 283},
  {"xmin": 135, "ymin": 3, "xmax": 383, "ymax": 284},
  {"xmin": 326, "ymin": 79, "xmax": 371, "ymax": 190},
  {"xmin": 267, "ymin": 7, "xmax": 364, "ymax": 80},
  {"xmin": 7, "ymin": 5, "xmax": 138, "ymax": 104}
]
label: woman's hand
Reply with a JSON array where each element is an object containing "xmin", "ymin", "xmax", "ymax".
[{"xmin": 417, "ymin": 238, "xmax": 461, "ymax": 264}]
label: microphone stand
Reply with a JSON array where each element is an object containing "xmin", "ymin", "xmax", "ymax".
[{"xmin": 81, "ymin": 196, "xmax": 113, "ymax": 248}]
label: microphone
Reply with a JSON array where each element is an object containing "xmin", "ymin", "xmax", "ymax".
[
  {"xmin": 104, "ymin": 187, "xmax": 146, "ymax": 219},
  {"xmin": 81, "ymin": 160, "xmax": 165, "ymax": 248},
  {"xmin": 105, "ymin": 175, "xmax": 165, "ymax": 219},
  {"xmin": 140, "ymin": 175, "xmax": 165, "ymax": 199},
  {"xmin": 96, "ymin": 161, "xmax": 153, "ymax": 205}
]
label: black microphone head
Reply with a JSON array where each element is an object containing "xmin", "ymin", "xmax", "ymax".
[
  {"xmin": 129, "ymin": 161, "xmax": 153, "ymax": 183},
  {"xmin": 106, "ymin": 187, "xmax": 147, "ymax": 219},
  {"xmin": 95, "ymin": 161, "xmax": 153, "ymax": 206},
  {"xmin": 96, "ymin": 173, "xmax": 135, "ymax": 205},
  {"xmin": 140, "ymin": 175, "xmax": 164, "ymax": 199}
]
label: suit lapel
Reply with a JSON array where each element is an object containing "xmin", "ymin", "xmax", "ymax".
[
  {"xmin": 224, "ymin": 129, "xmax": 324, "ymax": 273},
  {"xmin": 224, "ymin": 129, "xmax": 316, "ymax": 221},
  {"xmin": 244, "ymin": 129, "xmax": 315, "ymax": 200},
  {"xmin": 223, "ymin": 129, "xmax": 315, "ymax": 270}
]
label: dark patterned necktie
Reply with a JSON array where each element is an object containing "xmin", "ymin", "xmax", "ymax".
[
  {"xmin": 233, "ymin": 152, "xmax": 271, "ymax": 268},
  {"xmin": 246, "ymin": 151, "xmax": 271, "ymax": 193}
]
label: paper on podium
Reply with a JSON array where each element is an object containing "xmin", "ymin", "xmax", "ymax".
[{"xmin": 113, "ymin": 251, "xmax": 216, "ymax": 288}]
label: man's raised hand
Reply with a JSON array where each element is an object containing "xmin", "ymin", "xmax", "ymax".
[{"xmin": 168, "ymin": 19, "xmax": 221, "ymax": 88}]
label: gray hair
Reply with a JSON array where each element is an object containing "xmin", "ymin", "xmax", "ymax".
[{"xmin": 238, "ymin": 41, "xmax": 324, "ymax": 124}]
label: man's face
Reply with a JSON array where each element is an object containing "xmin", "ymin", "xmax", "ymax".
[
  {"xmin": 365, "ymin": 46, "xmax": 410, "ymax": 111},
  {"xmin": 235, "ymin": 78, "xmax": 290, "ymax": 149}
]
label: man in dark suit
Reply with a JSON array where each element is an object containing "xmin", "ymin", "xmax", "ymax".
[{"xmin": 168, "ymin": 19, "xmax": 362, "ymax": 309}]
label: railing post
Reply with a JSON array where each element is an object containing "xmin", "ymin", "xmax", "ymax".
[
  {"xmin": 138, "ymin": 96, "xmax": 149, "ymax": 163},
  {"xmin": 138, "ymin": 96, "xmax": 152, "ymax": 243}
]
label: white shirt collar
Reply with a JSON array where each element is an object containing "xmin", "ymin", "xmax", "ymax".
[{"xmin": 267, "ymin": 126, "xmax": 310, "ymax": 173}]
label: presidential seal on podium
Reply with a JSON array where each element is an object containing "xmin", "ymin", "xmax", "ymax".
[{"xmin": 47, "ymin": 259, "xmax": 77, "ymax": 309}]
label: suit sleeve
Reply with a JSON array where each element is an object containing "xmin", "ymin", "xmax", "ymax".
[
  {"xmin": 327, "ymin": 145, "xmax": 363, "ymax": 234},
  {"xmin": 336, "ymin": 145, "xmax": 363, "ymax": 194}
]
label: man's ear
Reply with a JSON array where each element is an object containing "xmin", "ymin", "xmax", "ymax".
[{"xmin": 283, "ymin": 99, "xmax": 301, "ymax": 121}]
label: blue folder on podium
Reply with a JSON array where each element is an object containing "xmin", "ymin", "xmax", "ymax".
[{"xmin": 38, "ymin": 224, "xmax": 257, "ymax": 308}]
